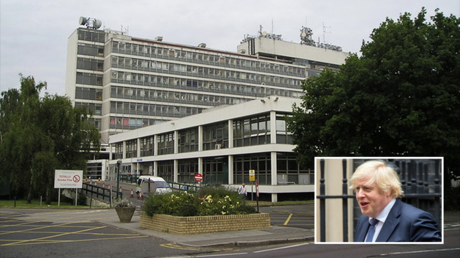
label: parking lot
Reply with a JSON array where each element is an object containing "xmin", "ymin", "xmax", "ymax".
[
  {"xmin": 0, "ymin": 213, "xmax": 148, "ymax": 247},
  {"xmin": 0, "ymin": 209, "xmax": 209, "ymax": 258}
]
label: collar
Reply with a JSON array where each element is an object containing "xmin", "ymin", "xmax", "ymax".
[{"xmin": 368, "ymin": 198, "xmax": 396, "ymax": 224}]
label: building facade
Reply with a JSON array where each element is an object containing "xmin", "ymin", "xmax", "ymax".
[
  {"xmin": 65, "ymin": 20, "xmax": 348, "ymax": 188},
  {"xmin": 66, "ymin": 25, "xmax": 348, "ymax": 145},
  {"xmin": 110, "ymin": 96, "xmax": 314, "ymax": 202}
]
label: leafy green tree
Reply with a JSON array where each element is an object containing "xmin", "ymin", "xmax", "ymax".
[
  {"xmin": 287, "ymin": 8, "xmax": 459, "ymax": 175},
  {"xmin": 0, "ymin": 75, "xmax": 100, "ymax": 204}
]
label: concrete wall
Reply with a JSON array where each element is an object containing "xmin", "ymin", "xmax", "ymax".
[{"xmin": 140, "ymin": 212, "xmax": 270, "ymax": 235}]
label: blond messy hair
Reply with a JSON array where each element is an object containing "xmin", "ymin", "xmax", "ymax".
[{"xmin": 349, "ymin": 160, "xmax": 404, "ymax": 199}]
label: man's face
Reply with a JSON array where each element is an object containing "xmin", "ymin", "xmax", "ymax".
[{"xmin": 354, "ymin": 177, "xmax": 391, "ymax": 218}]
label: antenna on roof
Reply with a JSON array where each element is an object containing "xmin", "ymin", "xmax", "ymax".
[{"xmin": 79, "ymin": 16, "xmax": 102, "ymax": 30}]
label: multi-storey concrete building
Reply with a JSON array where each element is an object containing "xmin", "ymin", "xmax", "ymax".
[
  {"xmin": 65, "ymin": 19, "xmax": 348, "ymax": 191},
  {"xmin": 66, "ymin": 22, "xmax": 348, "ymax": 144},
  {"xmin": 110, "ymin": 96, "xmax": 311, "ymax": 202}
]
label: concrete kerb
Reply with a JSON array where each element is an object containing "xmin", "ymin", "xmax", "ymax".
[{"xmin": 96, "ymin": 210, "xmax": 315, "ymax": 248}]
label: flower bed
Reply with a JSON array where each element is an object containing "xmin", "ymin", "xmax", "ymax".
[
  {"xmin": 142, "ymin": 187, "xmax": 257, "ymax": 217},
  {"xmin": 140, "ymin": 186, "xmax": 270, "ymax": 234},
  {"xmin": 140, "ymin": 212, "xmax": 270, "ymax": 235}
]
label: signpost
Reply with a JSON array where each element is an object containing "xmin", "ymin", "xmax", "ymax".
[
  {"xmin": 249, "ymin": 170, "xmax": 255, "ymax": 201},
  {"xmin": 54, "ymin": 170, "xmax": 83, "ymax": 206}
]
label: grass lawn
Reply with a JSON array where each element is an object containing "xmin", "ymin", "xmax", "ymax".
[{"xmin": 0, "ymin": 199, "xmax": 92, "ymax": 209}]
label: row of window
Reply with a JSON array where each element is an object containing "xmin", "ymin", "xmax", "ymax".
[
  {"xmin": 111, "ymin": 86, "xmax": 250, "ymax": 108},
  {"xmin": 111, "ymin": 41, "xmax": 306, "ymax": 76},
  {"xmin": 76, "ymin": 87, "xmax": 102, "ymax": 101},
  {"xmin": 77, "ymin": 57, "xmax": 104, "ymax": 71},
  {"xmin": 110, "ymin": 116, "xmax": 174, "ymax": 130},
  {"xmin": 78, "ymin": 29, "xmax": 105, "ymax": 43},
  {"xmin": 78, "ymin": 43, "xmax": 104, "ymax": 57},
  {"xmin": 76, "ymin": 72, "xmax": 103, "ymax": 86},
  {"xmin": 134, "ymin": 153, "xmax": 311, "ymax": 185},
  {"xmin": 75, "ymin": 102, "xmax": 102, "ymax": 116},
  {"xmin": 110, "ymin": 101, "xmax": 204, "ymax": 119},
  {"xmin": 111, "ymin": 58, "xmax": 303, "ymax": 88},
  {"xmin": 113, "ymin": 113, "xmax": 293, "ymax": 159},
  {"xmin": 110, "ymin": 72, "xmax": 303, "ymax": 99}
]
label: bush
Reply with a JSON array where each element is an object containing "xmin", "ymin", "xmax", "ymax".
[{"xmin": 143, "ymin": 186, "xmax": 256, "ymax": 217}]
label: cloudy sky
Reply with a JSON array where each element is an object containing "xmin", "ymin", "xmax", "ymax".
[{"xmin": 1, "ymin": 0, "xmax": 458, "ymax": 96}]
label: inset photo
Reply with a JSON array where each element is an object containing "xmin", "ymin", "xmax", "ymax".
[{"xmin": 315, "ymin": 157, "xmax": 443, "ymax": 244}]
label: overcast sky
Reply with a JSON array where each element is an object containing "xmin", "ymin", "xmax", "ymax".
[{"xmin": 1, "ymin": 0, "xmax": 458, "ymax": 96}]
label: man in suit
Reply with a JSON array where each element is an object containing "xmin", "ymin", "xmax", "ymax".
[{"xmin": 350, "ymin": 160, "xmax": 441, "ymax": 242}]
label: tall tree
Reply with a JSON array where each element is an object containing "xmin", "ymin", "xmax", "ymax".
[
  {"xmin": 0, "ymin": 75, "xmax": 100, "ymax": 203},
  {"xmin": 287, "ymin": 8, "xmax": 460, "ymax": 174}
]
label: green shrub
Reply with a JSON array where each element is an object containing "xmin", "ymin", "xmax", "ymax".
[
  {"xmin": 178, "ymin": 203, "xmax": 198, "ymax": 216},
  {"xmin": 236, "ymin": 204, "xmax": 257, "ymax": 214},
  {"xmin": 143, "ymin": 193, "xmax": 166, "ymax": 216},
  {"xmin": 143, "ymin": 186, "xmax": 256, "ymax": 217}
]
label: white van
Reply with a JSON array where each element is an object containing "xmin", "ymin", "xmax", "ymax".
[{"xmin": 136, "ymin": 176, "xmax": 172, "ymax": 195}]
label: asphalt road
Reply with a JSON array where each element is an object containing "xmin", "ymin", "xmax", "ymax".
[
  {"xmin": 190, "ymin": 228, "xmax": 460, "ymax": 258},
  {"xmin": 0, "ymin": 210, "xmax": 223, "ymax": 258}
]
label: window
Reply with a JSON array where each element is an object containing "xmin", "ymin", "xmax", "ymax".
[
  {"xmin": 276, "ymin": 153, "xmax": 311, "ymax": 185},
  {"xmin": 125, "ymin": 140, "xmax": 137, "ymax": 158},
  {"xmin": 233, "ymin": 154, "xmax": 271, "ymax": 185},
  {"xmin": 178, "ymin": 159, "xmax": 199, "ymax": 183},
  {"xmin": 276, "ymin": 113, "xmax": 293, "ymax": 144},
  {"xmin": 203, "ymin": 122, "xmax": 228, "ymax": 150},
  {"xmin": 233, "ymin": 114, "xmax": 270, "ymax": 147},
  {"xmin": 157, "ymin": 132, "xmax": 174, "ymax": 155},
  {"xmin": 140, "ymin": 136, "xmax": 154, "ymax": 156},
  {"xmin": 157, "ymin": 161, "xmax": 174, "ymax": 182},
  {"xmin": 178, "ymin": 128, "xmax": 198, "ymax": 153}
]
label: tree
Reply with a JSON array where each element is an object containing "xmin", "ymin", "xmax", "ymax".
[
  {"xmin": 0, "ymin": 75, "xmax": 100, "ymax": 204},
  {"xmin": 287, "ymin": 8, "xmax": 460, "ymax": 174}
]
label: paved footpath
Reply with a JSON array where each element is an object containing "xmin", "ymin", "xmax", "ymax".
[
  {"xmin": 90, "ymin": 180, "xmax": 460, "ymax": 247},
  {"xmin": 100, "ymin": 206, "xmax": 315, "ymax": 248},
  {"xmin": 97, "ymin": 180, "xmax": 315, "ymax": 246}
]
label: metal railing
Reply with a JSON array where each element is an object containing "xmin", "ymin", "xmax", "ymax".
[
  {"xmin": 168, "ymin": 182, "xmax": 204, "ymax": 193},
  {"xmin": 80, "ymin": 183, "xmax": 122, "ymax": 203}
]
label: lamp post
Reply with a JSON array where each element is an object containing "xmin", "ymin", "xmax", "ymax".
[{"xmin": 116, "ymin": 160, "xmax": 122, "ymax": 199}]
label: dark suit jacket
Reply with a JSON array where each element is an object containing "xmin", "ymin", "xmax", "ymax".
[{"xmin": 354, "ymin": 199, "xmax": 441, "ymax": 242}]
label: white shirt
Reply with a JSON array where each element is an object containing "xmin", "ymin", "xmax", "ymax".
[
  {"xmin": 365, "ymin": 198, "xmax": 396, "ymax": 242},
  {"xmin": 238, "ymin": 185, "xmax": 247, "ymax": 195}
]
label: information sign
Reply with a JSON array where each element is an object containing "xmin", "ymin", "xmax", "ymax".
[
  {"xmin": 249, "ymin": 170, "xmax": 255, "ymax": 182},
  {"xmin": 54, "ymin": 170, "xmax": 83, "ymax": 189}
]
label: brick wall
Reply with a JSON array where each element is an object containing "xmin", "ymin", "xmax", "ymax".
[{"xmin": 140, "ymin": 212, "xmax": 271, "ymax": 235}]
